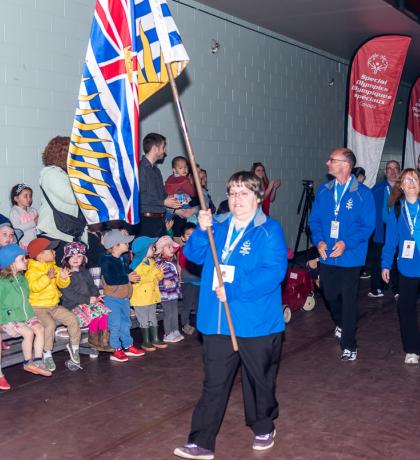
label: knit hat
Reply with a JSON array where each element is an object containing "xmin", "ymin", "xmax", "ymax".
[
  {"xmin": 0, "ymin": 214, "xmax": 24, "ymax": 242},
  {"xmin": 27, "ymin": 238, "xmax": 60, "ymax": 259},
  {"xmin": 102, "ymin": 229, "xmax": 134, "ymax": 250},
  {"xmin": 0, "ymin": 244, "xmax": 27, "ymax": 270},
  {"xmin": 63, "ymin": 241, "xmax": 87, "ymax": 261},
  {"xmin": 0, "ymin": 214, "xmax": 12, "ymax": 229},
  {"xmin": 155, "ymin": 235, "xmax": 180, "ymax": 255},
  {"xmin": 130, "ymin": 236, "xmax": 158, "ymax": 270}
]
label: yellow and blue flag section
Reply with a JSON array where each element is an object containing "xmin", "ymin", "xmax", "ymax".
[{"xmin": 68, "ymin": 0, "xmax": 189, "ymax": 225}]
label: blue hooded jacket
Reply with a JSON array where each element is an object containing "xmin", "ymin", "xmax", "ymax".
[
  {"xmin": 184, "ymin": 209, "xmax": 287, "ymax": 338},
  {"xmin": 382, "ymin": 200, "xmax": 420, "ymax": 278},
  {"xmin": 309, "ymin": 176, "xmax": 375, "ymax": 267}
]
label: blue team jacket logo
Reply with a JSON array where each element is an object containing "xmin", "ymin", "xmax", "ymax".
[
  {"xmin": 346, "ymin": 198, "xmax": 353, "ymax": 210},
  {"xmin": 239, "ymin": 240, "xmax": 251, "ymax": 255}
]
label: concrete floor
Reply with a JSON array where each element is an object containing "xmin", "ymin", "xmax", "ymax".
[{"xmin": 1, "ymin": 279, "xmax": 419, "ymax": 460}]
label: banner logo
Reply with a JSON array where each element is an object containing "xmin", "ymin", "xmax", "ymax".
[{"xmin": 367, "ymin": 54, "xmax": 388, "ymax": 74}]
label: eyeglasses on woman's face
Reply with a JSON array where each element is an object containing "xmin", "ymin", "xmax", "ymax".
[{"xmin": 226, "ymin": 191, "xmax": 253, "ymax": 199}]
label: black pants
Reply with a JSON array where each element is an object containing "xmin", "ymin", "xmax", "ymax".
[
  {"xmin": 188, "ymin": 333, "xmax": 283, "ymax": 451},
  {"xmin": 370, "ymin": 242, "xmax": 399, "ymax": 294},
  {"xmin": 133, "ymin": 216, "xmax": 166, "ymax": 237},
  {"xmin": 397, "ymin": 273, "xmax": 420, "ymax": 354},
  {"xmin": 180, "ymin": 283, "xmax": 199, "ymax": 327},
  {"xmin": 320, "ymin": 264, "xmax": 360, "ymax": 351}
]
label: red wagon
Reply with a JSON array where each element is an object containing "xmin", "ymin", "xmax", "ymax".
[{"xmin": 282, "ymin": 268, "xmax": 315, "ymax": 323}]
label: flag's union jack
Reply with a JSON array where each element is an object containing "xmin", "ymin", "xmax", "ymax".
[{"xmin": 68, "ymin": 0, "xmax": 189, "ymax": 224}]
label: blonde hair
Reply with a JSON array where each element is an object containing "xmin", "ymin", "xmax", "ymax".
[{"xmin": 389, "ymin": 168, "xmax": 420, "ymax": 208}]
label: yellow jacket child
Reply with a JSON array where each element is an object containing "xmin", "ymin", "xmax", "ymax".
[
  {"xmin": 26, "ymin": 259, "xmax": 70, "ymax": 307},
  {"xmin": 130, "ymin": 258, "xmax": 163, "ymax": 307},
  {"xmin": 130, "ymin": 236, "xmax": 167, "ymax": 352},
  {"xmin": 24, "ymin": 237, "xmax": 81, "ymax": 373}
]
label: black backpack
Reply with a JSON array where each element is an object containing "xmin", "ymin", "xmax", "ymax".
[{"xmin": 40, "ymin": 187, "xmax": 86, "ymax": 240}]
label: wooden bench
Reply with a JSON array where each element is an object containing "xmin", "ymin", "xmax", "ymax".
[{"xmin": 1, "ymin": 305, "xmax": 166, "ymax": 368}]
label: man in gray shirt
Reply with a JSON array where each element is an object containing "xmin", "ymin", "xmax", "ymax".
[{"xmin": 136, "ymin": 133, "xmax": 181, "ymax": 237}]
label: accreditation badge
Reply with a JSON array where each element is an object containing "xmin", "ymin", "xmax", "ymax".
[
  {"xmin": 212, "ymin": 264, "xmax": 235, "ymax": 290},
  {"xmin": 402, "ymin": 240, "xmax": 415, "ymax": 259},
  {"xmin": 330, "ymin": 221, "xmax": 340, "ymax": 239}
]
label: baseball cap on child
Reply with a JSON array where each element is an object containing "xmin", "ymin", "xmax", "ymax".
[
  {"xmin": 0, "ymin": 244, "xmax": 27, "ymax": 270},
  {"xmin": 155, "ymin": 235, "xmax": 180, "ymax": 254},
  {"xmin": 27, "ymin": 238, "xmax": 60, "ymax": 259},
  {"xmin": 130, "ymin": 236, "xmax": 158, "ymax": 270},
  {"xmin": 63, "ymin": 241, "xmax": 87, "ymax": 260},
  {"xmin": 102, "ymin": 229, "xmax": 134, "ymax": 249}
]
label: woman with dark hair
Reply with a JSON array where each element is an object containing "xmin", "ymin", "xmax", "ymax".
[
  {"xmin": 352, "ymin": 166, "xmax": 366, "ymax": 183},
  {"xmin": 382, "ymin": 168, "xmax": 420, "ymax": 365},
  {"xmin": 251, "ymin": 162, "xmax": 280, "ymax": 216},
  {"xmin": 37, "ymin": 136, "xmax": 87, "ymax": 262},
  {"xmin": 174, "ymin": 171, "xmax": 288, "ymax": 459}
]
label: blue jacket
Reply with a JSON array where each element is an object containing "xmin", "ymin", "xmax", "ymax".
[
  {"xmin": 309, "ymin": 176, "xmax": 375, "ymax": 267},
  {"xmin": 382, "ymin": 200, "xmax": 420, "ymax": 278},
  {"xmin": 372, "ymin": 178, "xmax": 392, "ymax": 244},
  {"xmin": 184, "ymin": 209, "xmax": 287, "ymax": 338}
]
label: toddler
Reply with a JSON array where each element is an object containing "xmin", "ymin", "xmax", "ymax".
[
  {"xmin": 154, "ymin": 235, "xmax": 183, "ymax": 343},
  {"xmin": 25, "ymin": 237, "xmax": 81, "ymax": 371},
  {"xmin": 0, "ymin": 245, "xmax": 51, "ymax": 390},
  {"xmin": 101, "ymin": 229, "xmax": 144, "ymax": 362},
  {"xmin": 60, "ymin": 242, "xmax": 112, "ymax": 352},
  {"xmin": 130, "ymin": 236, "xmax": 167, "ymax": 352},
  {"xmin": 9, "ymin": 183, "xmax": 38, "ymax": 248}
]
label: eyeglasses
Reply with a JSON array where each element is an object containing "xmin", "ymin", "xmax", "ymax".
[
  {"xmin": 402, "ymin": 177, "xmax": 419, "ymax": 184},
  {"xmin": 226, "ymin": 191, "xmax": 253, "ymax": 199},
  {"xmin": 328, "ymin": 157, "xmax": 348, "ymax": 163}
]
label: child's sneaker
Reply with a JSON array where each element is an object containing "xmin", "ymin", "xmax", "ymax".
[
  {"xmin": 124, "ymin": 345, "xmax": 145, "ymax": 357},
  {"xmin": 163, "ymin": 332, "xmax": 177, "ymax": 343},
  {"xmin": 34, "ymin": 360, "xmax": 53, "ymax": 376},
  {"xmin": 173, "ymin": 330, "xmax": 185, "ymax": 342},
  {"xmin": 110, "ymin": 348, "xmax": 129, "ymax": 362},
  {"xmin": 0, "ymin": 375, "xmax": 11, "ymax": 390},
  {"xmin": 182, "ymin": 324, "xmax": 195, "ymax": 335},
  {"xmin": 66, "ymin": 344, "xmax": 81, "ymax": 365},
  {"xmin": 24, "ymin": 361, "xmax": 52, "ymax": 377},
  {"xmin": 44, "ymin": 356, "xmax": 56, "ymax": 372}
]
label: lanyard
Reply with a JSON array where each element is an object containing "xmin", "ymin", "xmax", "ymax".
[
  {"xmin": 221, "ymin": 219, "xmax": 247, "ymax": 263},
  {"xmin": 403, "ymin": 201, "xmax": 419, "ymax": 237},
  {"xmin": 333, "ymin": 177, "xmax": 352, "ymax": 219}
]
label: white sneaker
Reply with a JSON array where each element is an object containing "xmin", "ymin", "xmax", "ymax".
[
  {"xmin": 368, "ymin": 289, "xmax": 384, "ymax": 298},
  {"xmin": 334, "ymin": 326, "xmax": 342, "ymax": 340},
  {"xmin": 341, "ymin": 349, "xmax": 357, "ymax": 361},
  {"xmin": 163, "ymin": 332, "xmax": 177, "ymax": 343},
  {"xmin": 173, "ymin": 330, "xmax": 185, "ymax": 342},
  {"xmin": 404, "ymin": 353, "xmax": 419, "ymax": 364}
]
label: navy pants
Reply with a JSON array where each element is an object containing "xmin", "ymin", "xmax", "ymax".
[{"xmin": 188, "ymin": 333, "xmax": 282, "ymax": 451}]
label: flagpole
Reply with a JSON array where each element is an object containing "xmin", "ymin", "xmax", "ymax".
[{"xmin": 165, "ymin": 63, "xmax": 238, "ymax": 352}]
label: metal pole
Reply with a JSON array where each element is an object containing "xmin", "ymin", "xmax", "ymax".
[{"xmin": 165, "ymin": 63, "xmax": 238, "ymax": 351}]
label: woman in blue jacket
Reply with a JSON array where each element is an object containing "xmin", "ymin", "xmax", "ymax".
[
  {"xmin": 174, "ymin": 171, "xmax": 288, "ymax": 460},
  {"xmin": 382, "ymin": 169, "xmax": 420, "ymax": 365}
]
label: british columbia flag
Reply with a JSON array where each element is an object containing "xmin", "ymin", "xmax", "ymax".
[{"xmin": 67, "ymin": 0, "xmax": 189, "ymax": 224}]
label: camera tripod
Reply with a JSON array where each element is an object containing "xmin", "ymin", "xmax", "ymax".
[{"xmin": 293, "ymin": 180, "xmax": 315, "ymax": 255}]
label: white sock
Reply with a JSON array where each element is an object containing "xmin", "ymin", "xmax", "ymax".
[
  {"xmin": 71, "ymin": 345, "xmax": 79, "ymax": 352},
  {"xmin": 43, "ymin": 350, "xmax": 52, "ymax": 358}
]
